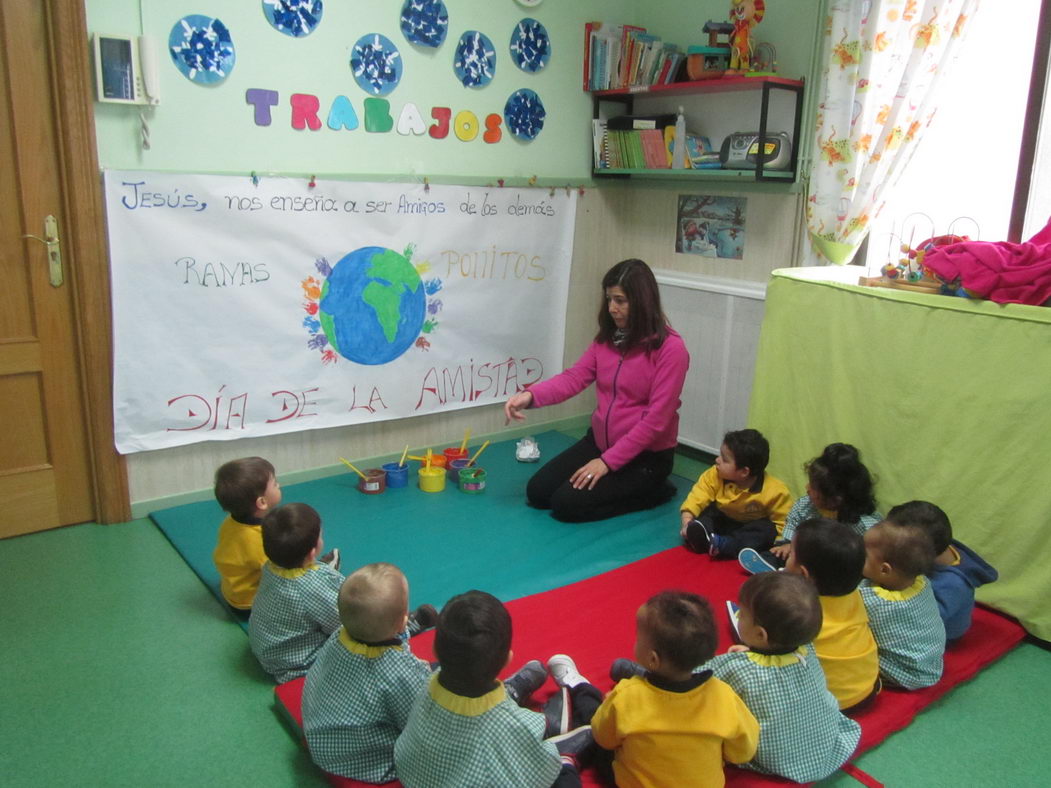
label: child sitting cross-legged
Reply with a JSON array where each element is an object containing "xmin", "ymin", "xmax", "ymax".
[
  {"xmin": 593, "ymin": 590, "xmax": 759, "ymax": 788},
  {"xmin": 785, "ymin": 518, "xmax": 880, "ymax": 711},
  {"xmin": 248, "ymin": 503, "xmax": 344, "ymax": 683},
  {"xmin": 885, "ymin": 500, "xmax": 998, "ymax": 642},
  {"xmin": 395, "ymin": 590, "xmax": 598, "ymax": 788},
  {"xmin": 860, "ymin": 519, "xmax": 946, "ymax": 689},
  {"xmin": 679, "ymin": 429, "xmax": 793, "ymax": 559},
  {"xmin": 301, "ymin": 563, "xmax": 437, "ymax": 782},
  {"xmin": 707, "ymin": 573, "xmax": 861, "ymax": 783}
]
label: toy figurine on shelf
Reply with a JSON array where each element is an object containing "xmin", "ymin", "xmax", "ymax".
[{"xmin": 727, "ymin": 0, "xmax": 766, "ymax": 74}]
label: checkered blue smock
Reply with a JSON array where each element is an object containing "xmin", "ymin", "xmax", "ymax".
[
  {"xmin": 707, "ymin": 645, "xmax": 861, "ymax": 783},
  {"xmin": 860, "ymin": 576, "xmax": 946, "ymax": 689},
  {"xmin": 302, "ymin": 629, "xmax": 432, "ymax": 781},
  {"xmin": 394, "ymin": 673, "xmax": 562, "ymax": 788},
  {"xmin": 248, "ymin": 562, "xmax": 343, "ymax": 683},
  {"xmin": 781, "ymin": 495, "xmax": 882, "ymax": 541}
]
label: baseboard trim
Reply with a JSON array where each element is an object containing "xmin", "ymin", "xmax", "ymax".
[{"xmin": 131, "ymin": 414, "xmax": 592, "ymax": 519}]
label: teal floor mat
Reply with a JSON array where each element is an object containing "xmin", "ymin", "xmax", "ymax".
[{"xmin": 150, "ymin": 430, "xmax": 695, "ymax": 627}]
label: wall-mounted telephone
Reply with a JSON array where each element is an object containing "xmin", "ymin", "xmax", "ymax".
[{"xmin": 93, "ymin": 34, "xmax": 160, "ymax": 105}]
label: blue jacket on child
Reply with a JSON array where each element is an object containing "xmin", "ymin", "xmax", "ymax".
[{"xmin": 928, "ymin": 539, "xmax": 998, "ymax": 641}]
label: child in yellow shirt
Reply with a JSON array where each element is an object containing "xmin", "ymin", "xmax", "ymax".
[
  {"xmin": 786, "ymin": 517, "xmax": 880, "ymax": 710},
  {"xmin": 212, "ymin": 457, "xmax": 283, "ymax": 611},
  {"xmin": 679, "ymin": 429, "xmax": 793, "ymax": 559},
  {"xmin": 592, "ymin": 590, "xmax": 759, "ymax": 788}
]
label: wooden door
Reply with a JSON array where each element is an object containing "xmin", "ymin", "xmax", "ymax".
[{"xmin": 0, "ymin": 2, "xmax": 95, "ymax": 535}]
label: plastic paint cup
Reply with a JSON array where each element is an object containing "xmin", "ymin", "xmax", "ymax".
[
  {"xmin": 459, "ymin": 466, "xmax": 487, "ymax": 494},
  {"xmin": 382, "ymin": 462, "xmax": 409, "ymax": 488},
  {"xmin": 426, "ymin": 453, "xmax": 448, "ymax": 469},
  {"xmin": 358, "ymin": 468, "xmax": 386, "ymax": 495},
  {"xmin": 443, "ymin": 447, "xmax": 469, "ymax": 465},
  {"xmin": 418, "ymin": 465, "xmax": 446, "ymax": 493},
  {"xmin": 448, "ymin": 458, "xmax": 471, "ymax": 483}
]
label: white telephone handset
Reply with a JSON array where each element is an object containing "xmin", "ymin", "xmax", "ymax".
[{"xmin": 137, "ymin": 35, "xmax": 160, "ymax": 104}]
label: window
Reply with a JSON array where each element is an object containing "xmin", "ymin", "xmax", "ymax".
[{"xmin": 860, "ymin": 0, "xmax": 1045, "ymax": 271}]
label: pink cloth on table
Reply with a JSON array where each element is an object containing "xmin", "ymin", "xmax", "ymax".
[{"xmin": 922, "ymin": 217, "xmax": 1051, "ymax": 305}]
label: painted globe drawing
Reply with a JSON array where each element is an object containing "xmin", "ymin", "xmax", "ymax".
[{"xmin": 318, "ymin": 246, "xmax": 425, "ymax": 365}]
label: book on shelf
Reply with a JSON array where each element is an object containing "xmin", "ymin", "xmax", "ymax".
[
  {"xmin": 685, "ymin": 134, "xmax": 721, "ymax": 169},
  {"xmin": 592, "ymin": 118, "xmax": 608, "ymax": 169},
  {"xmin": 607, "ymin": 113, "xmax": 676, "ymax": 131},
  {"xmin": 641, "ymin": 129, "xmax": 669, "ymax": 168},
  {"xmin": 618, "ymin": 25, "xmax": 647, "ymax": 89},
  {"xmin": 584, "ymin": 22, "xmax": 683, "ymax": 92}
]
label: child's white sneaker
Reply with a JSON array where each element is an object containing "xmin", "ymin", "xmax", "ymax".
[{"xmin": 547, "ymin": 654, "xmax": 588, "ymax": 688}]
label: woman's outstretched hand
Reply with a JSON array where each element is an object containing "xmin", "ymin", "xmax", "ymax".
[
  {"xmin": 504, "ymin": 390, "xmax": 534, "ymax": 425},
  {"xmin": 571, "ymin": 458, "xmax": 609, "ymax": 490}
]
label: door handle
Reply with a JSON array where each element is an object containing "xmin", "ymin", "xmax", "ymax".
[{"xmin": 21, "ymin": 214, "xmax": 63, "ymax": 287}]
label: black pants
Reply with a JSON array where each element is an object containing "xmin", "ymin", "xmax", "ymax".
[
  {"xmin": 698, "ymin": 502, "xmax": 778, "ymax": 557},
  {"xmin": 526, "ymin": 431, "xmax": 675, "ymax": 522},
  {"xmin": 549, "ymin": 683, "xmax": 605, "ymax": 788}
]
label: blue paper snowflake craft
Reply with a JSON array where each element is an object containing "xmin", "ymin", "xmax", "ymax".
[
  {"xmin": 509, "ymin": 18, "xmax": 550, "ymax": 73},
  {"xmin": 504, "ymin": 89, "xmax": 546, "ymax": 140},
  {"xmin": 454, "ymin": 31, "xmax": 496, "ymax": 88},
  {"xmin": 262, "ymin": 0, "xmax": 323, "ymax": 38},
  {"xmin": 351, "ymin": 34, "xmax": 403, "ymax": 96},
  {"xmin": 400, "ymin": 0, "xmax": 448, "ymax": 48},
  {"xmin": 169, "ymin": 15, "xmax": 235, "ymax": 85}
]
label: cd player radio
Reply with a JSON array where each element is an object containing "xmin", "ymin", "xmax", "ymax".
[{"xmin": 719, "ymin": 131, "xmax": 793, "ymax": 170}]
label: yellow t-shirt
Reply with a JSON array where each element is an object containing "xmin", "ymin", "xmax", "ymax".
[
  {"xmin": 591, "ymin": 674, "xmax": 759, "ymax": 788},
  {"xmin": 213, "ymin": 514, "xmax": 266, "ymax": 609},
  {"xmin": 814, "ymin": 591, "xmax": 880, "ymax": 709},
  {"xmin": 680, "ymin": 466, "xmax": 794, "ymax": 533}
]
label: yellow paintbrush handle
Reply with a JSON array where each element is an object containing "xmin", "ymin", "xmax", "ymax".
[{"xmin": 339, "ymin": 457, "xmax": 367, "ymax": 480}]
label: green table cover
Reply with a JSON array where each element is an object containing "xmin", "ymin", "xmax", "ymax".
[{"xmin": 750, "ymin": 269, "xmax": 1051, "ymax": 639}]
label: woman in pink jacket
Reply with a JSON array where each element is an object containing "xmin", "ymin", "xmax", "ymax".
[{"xmin": 504, "ymin": 259, "xmax": 690, "ymax": 521}]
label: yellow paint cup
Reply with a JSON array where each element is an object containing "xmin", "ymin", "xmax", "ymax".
[{"xmin": 418, "ymin": 465, "xmax": 446, "ymax": 493}]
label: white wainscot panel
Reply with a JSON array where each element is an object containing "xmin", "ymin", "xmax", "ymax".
[{"xmin": 657, "ymin": 271, "xmax": 766, "ymax": 454}]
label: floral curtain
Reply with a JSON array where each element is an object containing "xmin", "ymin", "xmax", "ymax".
[{"xmin": 804, "ymin": 0, "xmax": 979, "ymax": 265}]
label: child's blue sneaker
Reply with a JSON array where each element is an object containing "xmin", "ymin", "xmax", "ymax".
[{"xmin": 738, "ymin": 547, "xmax": 778, "ymax": 574}]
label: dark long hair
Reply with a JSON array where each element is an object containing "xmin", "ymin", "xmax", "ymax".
[
  {"xmin": 595, "ymin": 258, "xmax": 668, "ymax": 351},
  {"xmin": 806, "ymin": 443, "xmax": 877, "ymax": 525}
]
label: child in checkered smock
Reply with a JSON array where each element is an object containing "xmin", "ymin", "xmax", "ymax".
[
  {"xmin": 860, "ymin": 519, "xmax": 946, "ymax": 689},
  {"xmin": 749, "ymin": 443, "xmax": 880, "ymax": 572},
  {"xmin": 395, "ymin": 590, "xmax": 594, "ymax": 788},
  {"xmin": 883, "ymin": 500, "xmax": 998, "ymax": 642},
  {"xmin": 708, "ymin": 573, "xmax": 860, "ymax": 783},
  {"xmin": 248, "ymin": 503, "xmax": 343, "ymax": 683},
  {"xmin": 302, "ymin": 563, "xmax": 432, "ymax": 782}
]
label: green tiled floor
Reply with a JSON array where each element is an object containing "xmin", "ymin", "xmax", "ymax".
[{"xmin": 2, "ymin": 461, "xmax": 1049, "ymax": 785}]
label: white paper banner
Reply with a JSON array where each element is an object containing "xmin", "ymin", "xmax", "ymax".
[{"xmin": 104, "ymin": 171, "xmax": 576, "ymax": 453}]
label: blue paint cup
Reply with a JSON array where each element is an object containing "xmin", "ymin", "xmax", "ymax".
[{"xmin": 382, "ymin": 462, "xmax": 409, "ymax": 488}]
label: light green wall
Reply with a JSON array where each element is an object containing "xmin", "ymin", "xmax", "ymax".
[
  {"xmin": 85, "ymin": 1, "xmax": 819, "ymax": 181},
  {"xmin": 86, "ymin": 0, "xmax": 633, "ymax": 180}
]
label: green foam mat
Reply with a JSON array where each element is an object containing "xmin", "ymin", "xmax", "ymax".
[{"xmin": 150, "ymin": 431, "xmax": 694, "ymax": 628}]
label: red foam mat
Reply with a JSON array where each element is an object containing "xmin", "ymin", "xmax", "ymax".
[{"xmin": 274, "ymin": 548, "xmax": 1025, "ymax": 787}]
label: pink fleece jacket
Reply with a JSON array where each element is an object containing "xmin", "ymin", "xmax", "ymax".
[{"xmin": 526, "ymin": 329, "xmax": 689, "ymax": 471}]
